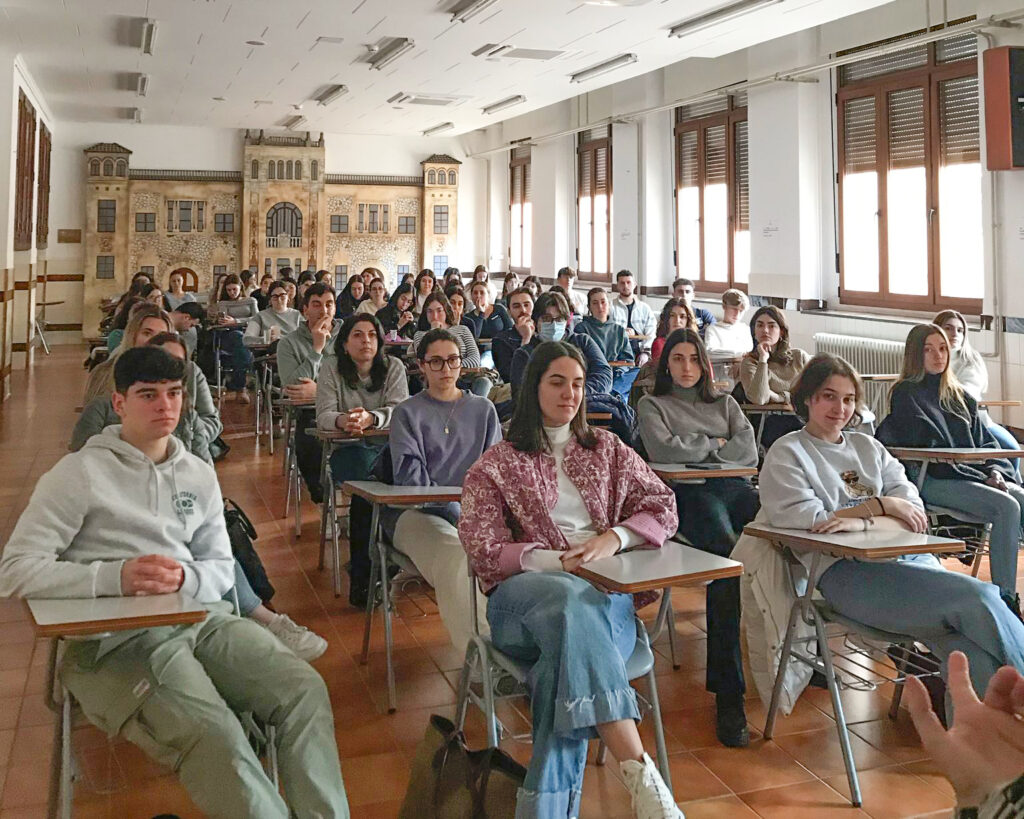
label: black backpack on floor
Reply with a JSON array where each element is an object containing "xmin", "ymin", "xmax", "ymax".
[{"xmin": 224, "ymin": 498, "xmax": 275, "ymax": 604}]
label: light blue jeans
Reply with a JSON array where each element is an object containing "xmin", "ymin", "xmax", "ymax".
[
  {"xmin": 487, "ymin": 573, "xmax": 641, "ymax": 819},
  {"xmin": 921, "ymin": 476, "xmax": 1024, "ymax": 598},
  {"xmin": 818, "ymin": 554, "xmax": 1024, "ymax": 697},
  {"xmin": 229, "ymin": 560, "xmax": 262, "ymax": 617},
  {"xmin": 987, "ymin": 420, "xmax": 1021, "ymax": 476}
]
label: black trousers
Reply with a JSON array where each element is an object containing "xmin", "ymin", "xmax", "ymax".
[
  {"xmin": 328, "ymin": 443, "xmax": 384, "ymax": 587},
  {"xmin": 293, "ymin": 409, "xmax": 324, "ymax": 505},
  {"xmin": 674, "ymin": 477, "xmax": 760, "ymax": 699}
]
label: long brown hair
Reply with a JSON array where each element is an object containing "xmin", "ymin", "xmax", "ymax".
[
  {"xmin": 791, "ymin": 353, "xmax": 864, "ymax": 428},
  {"xmin": 652, "ymin": 329, "xmax": 719, "ymax": 403},
  {"xmin": 506, "ymin": 341, "xmax": 597, "ymax": 453},
  {"xmin": 655, "ymin": 298, "xmax": 696, "ymax": 340},
  {"xmin": 747, "ymin": 305, "xmax": 792, "ymax": 365},
  {"xmin": 895, "ymin": 323, "xmax": 968, "ymax": 416}
]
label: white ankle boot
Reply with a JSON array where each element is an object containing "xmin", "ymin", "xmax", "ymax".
[{"xmin": 620, "ymin": 753, "xmax": 684, "ymax": 819}]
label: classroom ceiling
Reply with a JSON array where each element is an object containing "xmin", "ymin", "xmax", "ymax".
[{"xmin": 1, "ymin": 0, "xmax": 899, "ymax": 136}]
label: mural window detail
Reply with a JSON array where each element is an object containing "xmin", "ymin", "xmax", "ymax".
[
  {"xmin": 433, "ymin": 205, "xmax": 449, "ymax": 234},
  {"xmin": 116, "ymin": 159, "xmax": 128, "ymax": 177},
  {"xmin": 251, "ymin": 160, "xmax": 259, "ymax": 179},
  {"xmin": 97, "ymin": 200, "xmax": 116, "ymax": 232},
  {"xmin": 427, "ymin": 169, "xmax": 436, "ymax": 185},
  {"xmin": 89, "ymin": 159, "xmax": 100, "ymax": 176},
  {"xmin": 448, "ymin": 170, "xmax": 457, "ymax": 185},
  {"xmin": 135, "ymin": 212, "xmax": 156, "ymax": 232},
  {"xmin": 214, "ymin": 213, "xmax": 234, "ymax": 233},
  {"xmin": 433, "ymin": 255, "xmax": 448, "ymax": 276},
  {"xmin": 102, "ymin": 159, "xmax": 114, "ymax": 176},
  {"xmin": 96, "ymin": 255, "xmax": 115, "ymax": 279},
  {"xmin": 398, "ymin": 216, "xmax": 416, "ymax": 234},
  {"xmin": 295, "ymin": 161, "xmax": 301, "ymax": 180},
  {"xmin": 286, "ymin": 161, "xmax": 293, "ymax": 180},
  {"xmin": 334, "ymin": 265, "xmax": 348, "ymax": 291},
  {"xmin": 330, "ymin": 215, "xmax": 348, "ymax": 233},
  {"xmin": 397, "ymin": 264, "xmax": 410, "ymax": 275},
  {"xmin": 269, "ymin": 162, "xmax": 276, "ymax": 180},
  {"xmin": 267, "ymin": 203, "xmax": 302, "ymax": 244},
  {"xmin": 311, "ymin": 160, "xmax": 318, "ymax": 181}
]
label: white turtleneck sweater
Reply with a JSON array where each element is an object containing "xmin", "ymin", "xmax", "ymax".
[{"xmin": 522, "ymin": 423, "xmax": 645, "ymax": 572}]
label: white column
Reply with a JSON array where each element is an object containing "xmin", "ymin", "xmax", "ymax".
[
  {"xmin": 640, "ymin": 109, "xmax": 675, "ymax": 293},
  {"xmin": 611, "ymin": 121, "xmax": 639, "ymax": 278},
  {"xmin": 487, "ymin": 153, "xmax": 509, "ymax": 272},
  {"xmin": 530, "ymin": 135, "xmax": 575, "ymax": 279}
]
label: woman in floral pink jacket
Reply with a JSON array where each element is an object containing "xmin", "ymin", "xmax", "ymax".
[{"xmin": 459, "ymin": 341, "xmax": 681, "ymax": 819}]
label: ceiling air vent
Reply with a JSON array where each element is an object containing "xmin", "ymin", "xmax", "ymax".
[
  {"xmin": 472, "ymin": 44, "xmax": 565, "ymax": 61},
  {"xmin": 387, "ymin": 92, "xmax": 466, "ymax": 108}
]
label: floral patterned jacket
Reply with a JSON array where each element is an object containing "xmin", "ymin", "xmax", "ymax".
[{"xmin": 458, "ymin": 428, "xmax": 678, "ymax": 601}]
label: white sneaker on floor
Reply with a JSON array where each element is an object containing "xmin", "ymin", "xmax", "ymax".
[
  {"xmin": 620, "ymin": 753, "xmax": 684, "ymax": 819},
  {"xmin": 266, "ymin": 613, "xmax": 328, "ymax": 662}
]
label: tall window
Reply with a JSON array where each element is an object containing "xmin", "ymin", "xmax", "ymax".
[
  {"xmin": 674, "ymin": 94, "xmax": 749, "ymax": 292},
  {"xmin": 366, "ymin": 204, "xmax": 389, "ymax": 233},
  {"xmin": 509, "ymin": 146, "xmax": 532, "ymax": 273},
  {"xmin": 96, "ymin": 256, "xmax": 114, "ymax": 279},
  {"xmin": 837, "ymin": 29, "xmax": 982, "ymax": 312},
  {"xmin": 97, "ymin": 200, "xmax": 116, "ymax": 233},
  {"xmin": 433, "ymin": 255, "xmax": 448, "ymax": 276},
  {"xmin": 433, "ymin": 205, "xmax": 449, "ymax": 234},
  {"xmin": 165, "ymin": 200, "xmax": 205, "ymax": 232},
  {"xmin": 577, "ymin": 127, "xmax": 611, "ymax": 281},
  {"xmin": 334, "ymin": 265, "xmax": 348, "ymax": 291}
]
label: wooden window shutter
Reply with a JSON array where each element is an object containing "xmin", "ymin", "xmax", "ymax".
[
  {"xmin": 887, "ymin": 87, "xmax": 926, "ymax": 170},
  {"xmin": 734, "ymin": 120, "xmax": 749, "ymax": 232},
  {"xmin": 843, "ymin": 96, "xmax": 878, "ymax": 173},
  {"xmin": 938, "ymin": 74, "xmax": 980, "ymax": 165}
]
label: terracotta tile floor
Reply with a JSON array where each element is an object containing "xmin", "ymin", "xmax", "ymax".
[{"xmin": 0, "ymin": 346, "xmax": 970, "ymax": 817}]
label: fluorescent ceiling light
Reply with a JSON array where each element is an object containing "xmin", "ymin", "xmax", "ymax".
[
  {"xmin": 132, "ymin": 107, "xmax": 144, "ymax": 124},
  {"xmin": 669, "ymin": 0, "xmax": 784, "ymax": 38},
  {"xmin": 482, "ymin": 95, "xmax": 526, "ymax": 115},
  {"xmin": 284, "ymin": 115, "xmax": 307, "ymax": 130},
  {"xmin": 423, "ymin": 122, "xmax": 454, "ymax": 136},
  {"xmin": 315, "ymin": 85, "xmax": 348, "ymax": 106},
  {"xmin": 140, "ymin": 19, "xmax": 158, "ymax": 55},
  {"xmin": 136, "ymin": 73, "xmax": 149, "ymax": 97},
  {"xmin": 570, "ymin": 53, "xmax": 637, "ymax": 84},
  {"xmin": 368, "ymin": 38, "xmax": 415, "ymax": 71},
  {"xmin": 450, "ymin": 0, "xmax": 498, "ymax": 23}
]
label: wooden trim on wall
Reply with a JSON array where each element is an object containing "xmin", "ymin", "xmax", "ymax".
[
  {"xmin": 44, "ymin": 323, "xmax": 82, "ymax": 332},
  {"xmin": 40, "ymin": 274, "xmax": 84, "ymax": 282},
  {"xmin": 12, "ymin": 343, "xmax": 28, "ymax": 353},
  {"xmin": 13, "ymin": 281, "xmax": 35, "ymax": 291}
]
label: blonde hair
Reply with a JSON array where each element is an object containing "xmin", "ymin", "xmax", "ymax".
[
  {"xmin": 895, "ymin": 323, "xmax": 969, "ymax": 416},
  {"xmin": 722, "ymin": 288, "xmax": 749, "ymax": 312},
  {"xmin": 933, "ymin": 309, "xmax": 985, "ymax": 373},
  {"xmin": 123, "ymin": 303, "xmax": 173, "ymax": 350}
]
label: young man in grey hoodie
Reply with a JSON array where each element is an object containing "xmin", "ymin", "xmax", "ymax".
[{"xmin": 0, "ymin": 347, "xmax": 349, "ymax": 818}]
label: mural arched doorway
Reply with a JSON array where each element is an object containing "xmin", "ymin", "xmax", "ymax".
[{"xmin": 171, "ymin": 267, "xmax": 199, "ymax": 292}]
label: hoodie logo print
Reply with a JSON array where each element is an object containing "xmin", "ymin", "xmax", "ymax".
[{"xmin": 172, "ymin": 491, "xmax": 198, "ymax": 518}]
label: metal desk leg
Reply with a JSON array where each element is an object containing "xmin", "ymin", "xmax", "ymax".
[
  {"xmin": 755, "ymin": 413, "xmax": 766, "ymax": 452},
  {"xmin": 361, "ymin": 501, "xmax": 381, "ymax": 662},
  {"xmin": 378, "ymin": 532, "xmax": 397, "ymax": 713},
  {"xmin": 293, "ymin": 443, "xmax": 303, "ymax": 538},
  {"xmin": 914, "ymin": 458, "xmax": 929, "ymax": 494},
  {"xmin": 318, "ymin": 442, "xmax": 332, "ymax": 571},
  {"xmin": 35, "ymin": 319, "xmax": 51, "ymax": 355}
]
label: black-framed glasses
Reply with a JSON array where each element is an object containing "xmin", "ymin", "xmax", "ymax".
[{"xmin": 424, "ymin": 356, "xmax": 462, "ymax": 371}]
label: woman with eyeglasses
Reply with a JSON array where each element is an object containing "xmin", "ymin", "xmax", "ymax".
[
  {"xmin": 355, "ymin": 277, "xmax": 389, "ymax": 317},
  {"xmin": 244, "ymin": 281, "xmax": 301, "ymax": 346},
  {"xmin": 412, "ymin": 291, "xmax": 492, "ymax": 397},
  {"xmin": 389, "ymin": 328, "xmax": 501, "ymax": 652}
]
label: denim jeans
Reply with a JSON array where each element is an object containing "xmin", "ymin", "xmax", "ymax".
[
  {"xmin": 487, "ymin": 573, "xmax": 641, "ymax": 819},
  {"xmin": 218, "ymin": 329, "xmax": 253, "ymax": 391},
  {"xmin": 818, "ymin": 553, "xmax": 1024, "ymax": 698},
  {"xmin": 921, "ymin": 476, "xmax": 1024, "ymax": 597},
  {"xmin": 611, "ymin": 367, "xmax": 640, "ymax": 401},
  {"xmin": 987, "ymin": 420, "xmax": 1021, "ymax": 476},
  {"xmin": 229, "ymin": 560, "xmax": 262, "ymax": 616}
]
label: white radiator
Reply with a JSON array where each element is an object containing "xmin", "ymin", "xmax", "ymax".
[{"xmin": 813, "ymin": 333, "xmax": 904, "ymax": 423}]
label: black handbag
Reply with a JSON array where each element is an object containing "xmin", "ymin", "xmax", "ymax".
[{"xmin": 224, "ymin": 498, "xmax": 275, "ymax": 604}]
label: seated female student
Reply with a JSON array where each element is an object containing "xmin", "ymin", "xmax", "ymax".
[
  {"xmin": 314, "ymin": 269, "xmax": 333, "ymax": 284},
  {"xmin": 443, "ymin": 267, "xmax": 463, "ymax": 290},
  {"xmin": 295, "ymin": 270, "xmax": 316, "ymax": 306},
  {"xmin": 577, "ymin": 287, "xmax": 637, "ymax": 398},
  {"xmin": 355, "ymin": 277, "xmax": 388, "ymax": 317},
  {"xmin": 163, "ymin": 269, "xmax": 196, "ymax": 312},
  {"xmin": 876, "ymin": 324, "xmax": 1024, "ymax": 610},
  {"xmin": 462, "ymin": 280, "xmax": 514, "ymax": 341},
  {"xmin": 738, "ymin": 305, "xmax": 810, "ymax": 449},
  {"xmin": 412, "ymin": 269, "xmax": 438, "ymax": 317},
  {"xmin": 316, "ymin": 314, "xmax": 409, "ymax": 608},
  {"xmin": 650, "ymin": 298, "xmax": 697, "ymax": 362},
  {"xmin": 444, "ymin": 285, "xmax": 467, "ymax": 327},
  {"xmin": 496, "ymin": 271, "xmax": 519, "ymax": 307},
  {"xmin": 281, "ymin": 276, "xmax": 298, "ymax": 309},
  {"xmin": 511, "ymin": 291, "xmax": 612, "ymax": 402},
  {"xmin": 400, "ymin": 271, "xmax": 415, "ymax": 288},
  {"xmin": 376, "ymin": 283, "xmax": 417, "ymax": 340},
  {"xmin": 84, "ymin": 303, "xmax": 173, "ymax": 405},
  {"xmin": 636, "ymin": 328, "xmax": 758, "ymax": 747},
  {"xmin": 704, "ymin": 289, "xmax": 751, "ymax": 357},
  {"xmin": 935, "ymin": 309, "xmax": 1021, "ymax": 460},
  {"xmin": 252, "ymin": 272, "xmax": 275, "ymax": 311},
  {"xmin": 213, "ymin": 273, "xmax": 257, "ymax": 402},
  {"xmin": 522, "ymin": 274, "xmax": 542, "ymax": 300},
  {"xmin": 390, "ymin": 328, "xmax": 501, "ymax": 652},
  {"xmin": 459, "ymin": 341, "xmax": 682, "ymax": 819},
  {"xmin": 412, "ymin": 292, "xmax": 492, "ymax": 397},
  {"xmin": 745, "ymin": 353, "xmax": 1024, "ymax": 703},
  {"xmin": 336, "ymin": 276, "xmax": 365, "ymax": 319},
  {"xmin": 471, "ymin": 265, "xmax": 489, "ymax": 285},
  {"xmin": 244, "ymin": 280, "xmax": 301, "ymax": 346}
]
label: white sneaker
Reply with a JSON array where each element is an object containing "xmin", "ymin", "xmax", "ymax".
[
  {"xmin": 620, "ymin": 753, "xmax": 684, "ymax": 819},
  {"xmin": 266, "ymin": 613, "xmax": 328, "ymax": 662}
]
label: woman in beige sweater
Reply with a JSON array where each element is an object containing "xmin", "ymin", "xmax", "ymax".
[{"xmin": 737, "ymin": 305, "xmax": 810, "ymax": 450}]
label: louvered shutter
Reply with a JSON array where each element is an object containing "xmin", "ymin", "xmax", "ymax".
[
  {"xmin": 734, "ymin": 120, "xmax": 749, "ymax": 232},
  {"xmin": 938, "ymin": 75, "xmax": 980, "ymax": 164},
  {"xmin": 843, "ymin": 96, "xmax": 878, "ymax": 173},
  {"xmin": 887, "ymin": 87, "xmax": 926, "ymax": 170}
]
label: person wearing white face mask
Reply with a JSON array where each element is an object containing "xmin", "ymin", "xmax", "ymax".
[{"xmin": 509, "ymin": 292, "xmax": 612, "ymax": 403}]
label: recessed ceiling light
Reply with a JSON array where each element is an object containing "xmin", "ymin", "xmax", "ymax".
[{"xmin": 246, "ymin": 39, "xmax": 266, "ymax": 47}]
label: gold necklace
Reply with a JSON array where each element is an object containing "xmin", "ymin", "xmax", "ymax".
[{"xmin": 433, "ymin": 393, "xmax": 462, "ymax": 435}]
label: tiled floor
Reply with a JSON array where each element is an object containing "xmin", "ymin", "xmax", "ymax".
[{"xmin": 0, "ymin": 346, "xmax": 966, "ymax": 818}]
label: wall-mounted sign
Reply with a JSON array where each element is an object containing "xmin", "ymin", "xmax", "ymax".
[{"xmin": 57, "ymin": 229, "xmax": 82, "ymax": 244}]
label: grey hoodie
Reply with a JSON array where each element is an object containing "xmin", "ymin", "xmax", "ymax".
[{"xmin": 0, "ymin": 426, "xmax": 234, "ymax": 604}]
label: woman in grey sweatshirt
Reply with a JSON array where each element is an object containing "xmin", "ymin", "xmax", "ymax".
[
  {"xmin": 636, "ymin": 328, "xmax": 758, "ymax": 747},
  {"xmin": 243, "ymin": 280, "xmax": 301, "ymax": 346},
  {"xmin": 315, "ymin": 314, "xmax": 410, "ymax": 607}
]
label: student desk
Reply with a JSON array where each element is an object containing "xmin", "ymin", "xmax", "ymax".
[
  {"xmin": 26, "ymin": 593, "xmax": 206, "ymax": 819},
  {"xmin": 739, "ymin": 403, "xmax": 796, "ymax": 450},
  {"xmin": 859, "ymin": 373, "xmax": 898, "ymax": 382},
  {"xmin": 309, "ymin": 427, "xmax": 390, "ymax": 598},
  {"xmin": 887, "ymin": 446, "xmax": 1022, "ymax": 492},
  {"xmin": 274, "ymin": 397, "xmax": 315, "ymax": 533},
  {"xmin": 343, "ymin": 480, "xmax": 461, "ymax": 712},
  {"xmin": 575, "ymin": 539, "xmax": 743, "ymax": 594},
  {"xmin": 743, "ymin": 523, "xmax": 964, "ymax": 806},
  {"xmin": 644, "ymin": 463, "xmax": 756, "ymax": 666},
  {"xmin": 245, "ymin": 341, "xmax": 274, "ymax": 444},
  {"xmin": 978, "ymin": 399, "xmax": 1022, "ymax": 409}
]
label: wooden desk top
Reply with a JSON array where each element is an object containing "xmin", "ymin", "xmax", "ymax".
[
  {"xmin": 273, "ymin": 397, "xmax": 315, "ymax": 408},
  {"xmin": 608, "ymin": 360, "xmax": 635, "ymax": 368},
  {"xmin": 743, "ymin": 523, "xmax": 964, "ymax": 560},
  {"xmin": 650, "ymin": 463, "xmax": 758, "ymax": 481},
  {"xmin": 307, "ymin": 427, "xmax": 390, "ymax": 441},
  {"xmin": 27, "ymin": 593, "xmax": 207, "ymax": 638},
  {"xmin": 740, "ymin": 403, "xmax": 794, "ymax": 414},
  {"xmin": 586, "ymin": 412, "xmax": 613, "ymax": 421},
  {"xmin": 979, "ymin": 400, "xmax": 1022, "ymax": 408},
  {"xmin": 343, "ymin": 480, "xmax": 461, "ymax": 505},
  {"xmin": 860, "ymin": 373, "xmax": 898, "ymax": 382},
  {"xmin": 888, "ymin": 447, "xmax": 1021, "ymax": 462},
  {"xmin": 576, "ymin": 540, "xmax": 743, "ymax": 593}
]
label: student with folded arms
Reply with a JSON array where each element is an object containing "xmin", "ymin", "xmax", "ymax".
[
  {"xmin": 0, "ymin": 347, "xmax": 348, "ymax": 817},
  {"xmin": 316, "ymin": 314, "xmax": 409, "ymax": 607},
  {"xmin": 461, "ymin": 279, "xmax": 513, "ymax": 340},
  {"xmin": 877, "ymin": 323, "xmax": 1024, "ymax": 609},
  {"xmin": 390, "ymin": 328, "xmax": 501, "ymax": 652},
  {"xmin": 460, "ymin": 341, "xmax": 682, "ymax": 819},
  {"xmin": 740, "ymin": 353, "xmax": 1024, "ymax": 704},
  {"xmin": 637, "ymin": 328, "xmax": 758, "ymax": 746}
]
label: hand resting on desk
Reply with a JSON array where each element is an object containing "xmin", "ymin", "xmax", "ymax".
[
  {"xmin": 121, "ymin": 554, "xmax": 184, "ymax": 595},
  {"xmin": 560, "ymin": 530, "xmax": 622, "ymax": 573},
  {"xmin": 284, "ymin": 378, "xmax": 317, "ymax": 402}
]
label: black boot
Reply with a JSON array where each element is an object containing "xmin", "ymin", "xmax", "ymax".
[{"xmin": 715, "ymin": 694, "xmax": 750, "ymax": 748}]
